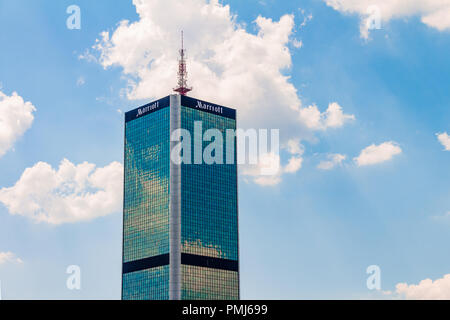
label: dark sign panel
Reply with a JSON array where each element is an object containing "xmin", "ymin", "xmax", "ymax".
[
  {"xmin": 125, "ymin": 96, "xmax": 170, "ymax": 122},
  {"xmin": 125, "ymin": 95, "xmax": 236, "ymax": 122},
  {"xmin": 181, "ymin": 95, "xmax": 236, "ymax": 120}
]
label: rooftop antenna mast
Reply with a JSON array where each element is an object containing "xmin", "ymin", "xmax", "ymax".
[{"xmin": 173, "ymin": 31, "xmax": 192, "ymax": 96}]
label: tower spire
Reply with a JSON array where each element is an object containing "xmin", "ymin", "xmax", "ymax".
[{"xmin": 173, "ymin": 31, "xmax": 192, "ymax": 96}]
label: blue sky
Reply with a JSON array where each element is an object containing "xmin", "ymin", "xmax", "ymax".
[{"xmin": 0, "ymin": 0, "xmax": 449, "ymax": 299}]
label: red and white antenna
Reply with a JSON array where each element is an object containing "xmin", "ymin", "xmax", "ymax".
[{"xmin": 173, "ymin": 31, "xmax": 192, "ymax": 96}]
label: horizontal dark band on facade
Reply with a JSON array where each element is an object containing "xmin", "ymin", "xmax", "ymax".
[
  {"xmin": 181, "ymin": 253, "xmax": 239, "ymax": 272},
  {"xmin": 123, "ymin": 253, "xmax": 239, "ymax": 274},
  {"xmin": 123, "ymin": 254, "xmax": 170, "ymax": 274}
]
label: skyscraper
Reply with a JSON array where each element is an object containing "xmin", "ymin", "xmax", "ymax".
[{"xmin": 122, "ymin": 94, "xmax": 239, "ymax": 300}]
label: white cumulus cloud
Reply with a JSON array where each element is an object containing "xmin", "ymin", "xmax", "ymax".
[
  {"xmin": 395, "ymin": 274, "xmax": 450, "ymax": 299},
  {"xmin": 317, "ymin": 153, "xmax": 346, "ymax": 170},
  {"xmin": 86, "ymin": 0, "xmax": 355, "ymax": 186},
  {"xmin": 242, "ymin": 138, "xmax": 304, "ymax": 186},
  {"xmin": 299, "ymin": 102, "xmax": 355, "ymax": 131},
  {"xmin": 88, "ymin": 0, "xmax": 354, "ymax": 132},
  {"xmin": 243, "ymin": 152, "xmax": 283, "ymax": 186},
  {"xmin": 437, "ymin": 132, "xmax": 450, "ymax": 151},
  {"xmin": 0, "ymin": 252, "xmax": 23, "ymax": 265},
  {"xmin": 91, "ymin": 0, "xmax": 299, "ymax": 129},
  {"xmin": 0, "ymin": 159, "xmax": 123, "ymax": 225},
  {"xmin": 0, "ymin": 90, "xmax": 36, "ymax": 158},
  {"xmin": 324, "ymin": 0, "xmax": 450, "ymax": 39},
  {"xmin": 354, "ymin": 141, "xmax": 402, "ymax": 166}
]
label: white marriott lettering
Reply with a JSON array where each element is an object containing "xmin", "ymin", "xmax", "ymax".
[
  {"xmin": 137, "ymin": 101, "xmax": 159, "ymax": 117},
  {"xmin": 196, "ymin": 101, "xmax": 223, "ymax": 114}
]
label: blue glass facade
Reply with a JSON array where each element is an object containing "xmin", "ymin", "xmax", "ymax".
[
  {"xmin": 122, "ymin": 95, "xmax": 239, "ymax": 300},
  {"xmin": 123, "ymin": 265, "xmax": 169, "ymax": 300},
  {"xmin": 180, "ymin": 105, "xmax": 239, "ymax": 299},
  {"xmin": 123, "ymin": 105, "xmax": 170, "ymax": 300}
]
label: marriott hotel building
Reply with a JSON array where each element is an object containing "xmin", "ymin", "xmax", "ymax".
[{"xmin": 122, "ymin": 94, "xmax": 239, "ymax": 300}]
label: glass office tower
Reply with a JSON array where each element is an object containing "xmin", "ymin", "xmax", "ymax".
[{"xmin": 122, "ymin": 94, "xmax": 239, "ymax": 300}]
